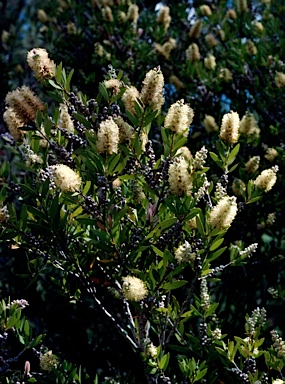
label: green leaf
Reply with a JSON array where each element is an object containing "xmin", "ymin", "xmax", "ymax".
[
  {"xmin": 48, "ymin": 79, "xmax": 62, "ymax": 90},
  {"xmin": 55, "ymin": 62, "xmax": 63, "ymax": 83},
  {"xmin": 7, "ymin": 311, "xmax": 21, "ymax": 329},
  {"xmin": 215, "ymin": 346, "xmax": 227, "ymax": 358},
  {"xmin": 36, "ymin": 110, "xmax": 43, "ymax": 128},
  {"xmin": 184, "ymin": 208, "xmax": 201, "ymax": 222},
  {"xmin": 234, "ymin": 336, "xmax": 247, "ymax": 345},
  {"xmin": 29, "ymin": 334, "xmax": 45, "ymax": 348},
  {"xmin": 108, "ymin": 153, "xmax": 121, "ymax": 175},
  {"xmin": 76, "ymin": 217, "xmax": 97, "ymax": 226},
  {"xmin": 160, "ymin": 217, "xmax": 177, "ymax": 231},
  {"xmin": 210, "ymin": 238, "xmax": 224, "ymax": 251},
  {"xmin": 205, "ymin": 302, "xmax": 219, "ymax": 318},
  {"xmin": 73, "ymin": 112, "xmax": 91, "ymax": 128},
  {"xmin": 158, "ymin": 353, "xmax": 170, "ymax": 371},
  {"xmin": 99, "ymin": 82, "xmax": 109, "ymax": 101},
  {"xmin": 228, "ymin": 163, "xmax": 239, "ymax": 173},
  {"xmin": 83, "ymin": 180, "xmax": 91, "ymax": 195},
  {"xmin": 162, "ymin": 280, "xmax": 188, "ymax": 290},
  {"xmin": 26, "ymin": 206, "xmax": 46, "ymax": 220},
  {"xmin": 126, "ymin": 110, "xmax": 139, "ymax": 126},
  {"xmin": 143, "ymin": 109, "xmax": 158, "ymax": 127},
  {"xmin": 196, "ymin": 214, "xmax": 205, "ymax": 237},
  {"xmin": 151, "ymin": 245, "xmax": 164, "ymax": 257},
  {"xmin": 194, "ymin": 368, "xmax": 207, "ymax": 382},
  {"xmin": 209, "ymin": 151, "xmax": 223, "ymax": 168},
  {"xmin": 47, "ymin": 90, "xmax": 64, "ymax": 103},
  {"xmin": 24, "ymin": 319, "xmax": 30, "ymax": 336},
  {"xmin": 247, "ymin": 196, "xmax": 262, "ymax": 204},
  {"xmin": 227, "ymin": 143, "xmax": 240, "ymax": 166},
  {"xmin": 66, "ymin": 69, "xmax": 74, "ymax": 93},
  {"xmin": 208, "ymin": 246, "xmax": 227, "ymax": 262}
]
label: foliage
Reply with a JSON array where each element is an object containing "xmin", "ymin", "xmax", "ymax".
[{"xmin": 1, "ymin": 0, "xmax": 285, "ymax": 383}]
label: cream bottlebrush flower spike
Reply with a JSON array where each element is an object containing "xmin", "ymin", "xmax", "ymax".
[
  {"xmin": 219, "ymin": 111, "xmax": 240, "ymax": 144},
  {"xmin": 3, "ymin": 107, "xmax": 25, "ymax": 141},
  {"xmin": 96, "ymin": 118, "xmax": 120, "ymax": 154},
  {"xmin": 122, "ymin": 276, "xmax": 148, "ymax": 302},
  {"xmin": 156, "ymin": 5, "xmax": 171, "ymax": 31},
  {"xmin": 50, "ymin": 164, "xmax": 81, "ymax": 193},
  {"xmin": 186, "ymin": 43, "xmax": 200, "ymax": 62},
  {"xmin": 208, "ymin": 196, "xmax": 238, "ymax": 229},
  {"xmin": 27, "ymin": 48, "xmax": 55, "ymax": 81},
  {"xmin": 254, "ymin": 166, "xmax": 278, "ymax": 192},
  {"xmin": 5, "ymin": 86, "xmax": 44, "ymax": 125},
  {"xmin": 168, "ymin": 156, "xmax": 192, "ymax": 196},
  {"xmin": 164, "ymin": 99, "xmax": 194, "ymax": 137},
  {"xmin": 203, "ymin": 115, "xmax": 218, "ymax": 132},
  {"xmin": 240, "ymin": 112, "xmax": 260, "ymax": 138},
  {"xmin": 140, "ymin": 67, "xmax": 164, "ymax": 112},
  {"xmin": 245, "ymin": 156, "xmax": 260, "ymax": 174},
  {"xmin": 204, "ymin": 54, "xmax": 216, "ymax": 70},
  {"xmin": 122, "ymin": 86, "xmax": 139, "ymax": 115},
  {"xmin": 58, "ymin": 104, "xmax": 74, "ymax": 133}
]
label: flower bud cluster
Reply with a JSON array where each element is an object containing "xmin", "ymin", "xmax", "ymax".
[
  {"xmin": 127, "ymin": 4, "xmax": 139, "ymax": 24},
  {"xmin": 114, "ymin": 116, "xmax": 134, "ymax": 143},
  {"xmin": 266, "ymin": 212, "xmax": 276, "ymax": 226},
  {"xmin": 240, "ymin": 243, "xmax": 258, "ymax": 258},
  {"xmin": 0, "ymin": 206, "xmax": 9, "ymax": 224},
  {"xmin": 246, "ymin": 40, "xmax": 257, "ymax": 56},
  {"xmin": 271, "ymin": 330, "xmax": 285, "ymax": 359},
  {"xmin": 211, "ymin": 328, "xmax": 222, "ymax": 340},
  {"xmin": 200, "ymin": 279, "xmax": 210, "ymax": 312},
  {"xmin": 215, "ymin": 182, "xmax": 227, "ymax": 200},
  {"xmin": 39, "ymin": 350, "xmax": 58, "ymax": 371},
  {"xmin": 200, "ymin": 5, "xmax": 212, "ymax": 16},
  {"xmin": 246, "ymin": 307, "xmax": 266, "ymax": 335},
  {"xmin": 193, "ymin": 146, "xmax": 208, "ymax": 170},
  {"xmin": 58, "ymin": 104, "xmax": 74, "ymax": 133},
  {"xmin": 268, "ymin": 287, "xmax": 279, "ymax": 299},
  {"xmin": 6, "ymin": 299, "xmax": 29, "ymax": 309},
  {"xmin": 194, "ymin": 176, "xmax": 210, "ymax": 202},
  {"xmin": 144, "ymin": 341, "xmax": 158, "ymax": 359},
  {"xmin": 21, "ymin": 143, "xmax": 43, "ymax": 166}
]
